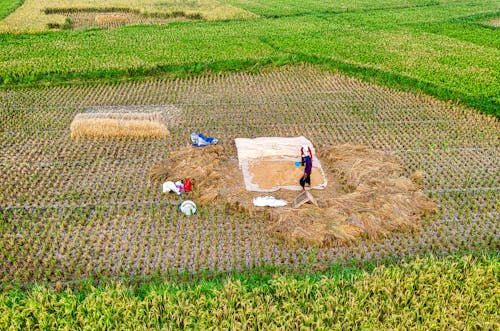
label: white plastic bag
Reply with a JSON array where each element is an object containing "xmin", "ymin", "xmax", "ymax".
[
  {"xmin": 162, "ymin": 181, "xmax": 180, "ymax": 194},
  {"xmin": 253, "ymin": 196, "xmax": 287, "ymax": 207}
]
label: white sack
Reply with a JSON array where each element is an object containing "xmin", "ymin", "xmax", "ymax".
[{"xmin": 253, "ymin": 196, "xmax": 288, "ymax": 207}]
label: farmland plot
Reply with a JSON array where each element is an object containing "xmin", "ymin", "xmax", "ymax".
[
  {"xmin": 0, "ymin": 0, "xmax": 253, "ymax": 33},
  {"xmin": 0, "ymin": 65, "xmax": 498, "ymax": 284}
]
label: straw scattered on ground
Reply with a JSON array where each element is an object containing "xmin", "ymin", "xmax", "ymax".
[
  {"xmin": 150, "ymin": 145, "xmax": 256, "ymax": 207},
  {"xmin": 70, "ymin": 112, "xmax": 169, "ymax": 138},
  {"xmin": 267, "ymin": 145, "xmax": 438, "ymax": 246},
  {"xmin": 486, "ymin": 18, "xmax": 500, "ymax": 27},
  {"xmin": 95, "ymin": 14, "xmax": 129, "ymax": 24},
  {"xmin": 151, "ymin": 144, "xmax": 438, "ymax": 247}
]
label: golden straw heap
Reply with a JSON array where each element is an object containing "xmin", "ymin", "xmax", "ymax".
[
  {"xmin": 70, "ymin": 111, "xmax": 169, "ymax": 138},
  {"xmin": 151, "ymin": 143, "xmax": 438, "ymax": 247}
]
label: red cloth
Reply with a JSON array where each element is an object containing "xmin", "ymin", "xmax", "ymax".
[{"xmin": 184, "ymin": 178, "xmax": 193, "ymax": 192}]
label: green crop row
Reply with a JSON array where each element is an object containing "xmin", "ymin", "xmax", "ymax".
[
  {"xmin": 221, "ymin": 0, "xmax": 439, "ymax": 18},
  {"xmin": 0, "ymin": 254, "xmax": 498, "ymax": 330}
]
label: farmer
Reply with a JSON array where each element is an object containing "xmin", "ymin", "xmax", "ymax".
[{"xmin": 300, "ymin": 145, "xmax": 313, "ymax": 191}]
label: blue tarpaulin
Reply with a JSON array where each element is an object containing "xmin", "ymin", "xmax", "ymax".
[{"xmin": 190, "ymin": 133, "xmax": 218, "ymax": 147}]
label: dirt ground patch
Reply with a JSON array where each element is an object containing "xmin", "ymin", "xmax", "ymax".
[
  {"xmin": 483, "ymin": 17, "xmax": 500, "ymax": 27},
  {"xmin": 151, "ymin": 144, "xmax": 437, "ymax": 247},
  {"xmin": 248, "ymin": 159, "xmax": 324, "ymax": 190}
]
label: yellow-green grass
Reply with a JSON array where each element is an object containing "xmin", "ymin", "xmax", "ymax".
[
  {"xmin": 0, "ymin": 254, "xmax": 498, "ymax": 330},
  {"xmin": 485, "ymin": 17, "xmax": 500, "ymax": 27},
  {"xmin": 0, "ymin": 0, "xmax": 255, "ymax": 33}
]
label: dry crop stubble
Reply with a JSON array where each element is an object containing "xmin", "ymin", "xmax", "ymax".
[
  {"xmin": 0, "ymin": 0, "xmax": 255, "ymax": 33},
  {"xmin": 60, "ymin": 11, "xmax": 182, "ymax": 30},
  {"xmin": 0, "ymin": 65, "xmax": 498, "ymax": 284}
]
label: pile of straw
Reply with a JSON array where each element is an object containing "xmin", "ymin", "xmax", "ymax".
[
  {"xmin": 70, "ymin": 112, "xmax": 169, "ymax": 138},
  {"xmin": 150, "ymin": 145, "xmax": 242, "ymax": 205},
  {"xmin": 268, "ymin": 145, "xmax": 437, "ymax": 246},
  {"xmin": 151, "ymin": 144, "xmax": 437, "ymax": 247}
]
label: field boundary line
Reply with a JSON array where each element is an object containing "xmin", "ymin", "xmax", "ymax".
[
  {"xmin": 2, "ymin": 187, "xmax": 499, "ymax": 212},
  {"xmin": 425, "ymin": 187, "xmax": 500, "ymax": 194},
  {"xmin": 0, "ymin": 198, "xmax": 167, "ymax": 213}
]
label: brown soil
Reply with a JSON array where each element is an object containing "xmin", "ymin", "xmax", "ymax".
[{"xmin": 248, "ymin": 159, "xmax": 325, "ymax": 190}]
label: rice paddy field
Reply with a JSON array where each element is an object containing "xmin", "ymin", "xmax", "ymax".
[
  {"xmin": 1, "ymin": 0, "xmax": 499, "ymax": 328},
  {"xmin": 1, "ymin": 65, "xmax": 498, "ymax": 285}
]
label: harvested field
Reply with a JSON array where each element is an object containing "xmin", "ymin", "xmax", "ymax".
[
  {"xmin": 0, "ymin": 0, "xmax": 254, "ymax": 33},
  {"xmin": 0, "ymin": 65, "xmax": 499, "ymax": 285},
  {"xmin": 62, "ymin": 11, "xmax": 185, "ymax": 30},
  {"xmin": 151, "ymin": 144, "xmax": 437, "ymax": 247}
]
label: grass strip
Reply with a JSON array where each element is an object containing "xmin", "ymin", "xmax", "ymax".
[
  {"xmin": 0, "ymin": 56, "xmax": 293, "ymax": 87},
  {"xmin": 0, "ymin": 0, "xmax": 23, "ymax": 20}
]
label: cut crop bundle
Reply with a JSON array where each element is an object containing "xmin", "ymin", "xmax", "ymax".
[{"xmin": 70, "ymin": 111, "xmax": 169, "ymax": 138}]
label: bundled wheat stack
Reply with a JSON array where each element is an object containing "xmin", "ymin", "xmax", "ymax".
[
  {"xmin": 70, "ymin": 112, "xmax": 169, "ymax": 138},
  {"xmin": 151, "ymin": 144, "xmax": 437, "ymax": 247}
]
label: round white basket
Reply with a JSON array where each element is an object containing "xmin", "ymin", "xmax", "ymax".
[{"xmin": 180, "ymin": 200, "xmax": 197, "ymax": 216}]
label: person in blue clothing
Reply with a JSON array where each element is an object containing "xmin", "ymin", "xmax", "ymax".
[{"xmin": 300, "ymin": 145, "xmax": 313, "ymax": 191}]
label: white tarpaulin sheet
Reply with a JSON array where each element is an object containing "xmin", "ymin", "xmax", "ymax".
[{"xmin": 235, "ymin": 136, "xmax": 328, "ymax": 192}]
